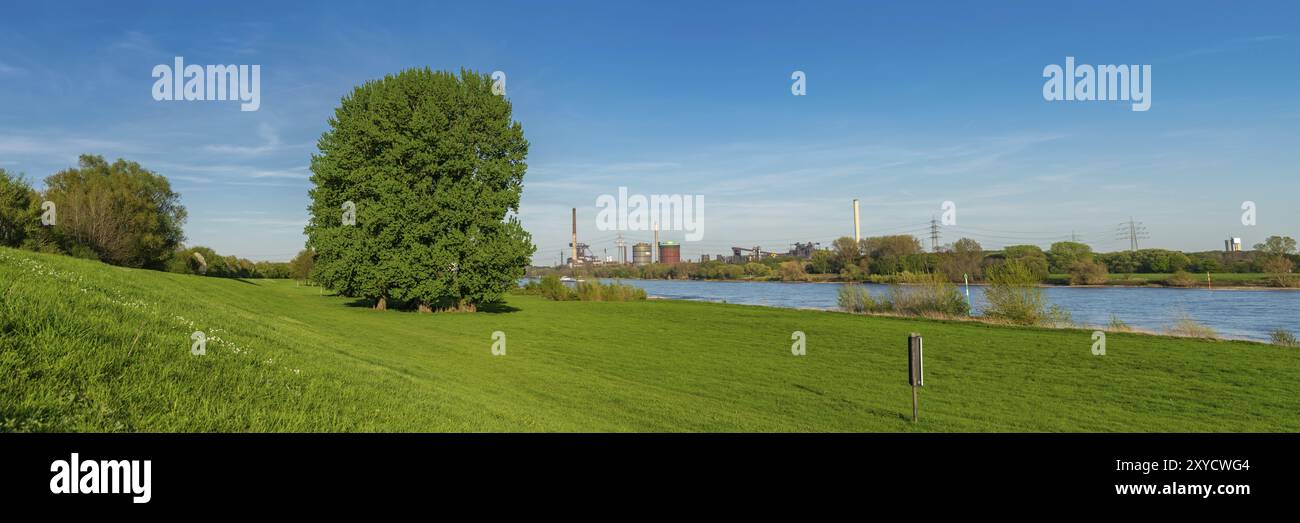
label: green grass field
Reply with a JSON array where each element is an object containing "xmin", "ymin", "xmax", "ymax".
[{"xmin": 3, "ymin": 246, "xmax": 1298, "ymax": 432}]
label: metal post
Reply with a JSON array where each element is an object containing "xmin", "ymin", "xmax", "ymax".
[{"xmin": 911, "ymin": 385, "xmax": 919, "ymax": 423}]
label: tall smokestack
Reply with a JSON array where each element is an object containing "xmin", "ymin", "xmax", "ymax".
[
  {"xmin": 653, "ymin": 225, "xmax": 659, "ymax": 263},
  {"xmin": 571, "ymin": 208, "xmax": 578, "ymax": 266},
  {"xmin": 852, "ymin": 199, "xmax": 861, "ymax": 242}
]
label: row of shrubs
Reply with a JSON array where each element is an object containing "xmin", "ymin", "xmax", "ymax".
[
  {"xmin": 837, "ymin": 263, "xmax": 1299, "ymax": 347},
  {"xmin": 838, "ymin": 261, "xmax": 1074, "ymax": 327},
  {"xmin": 836, "ymin": 272, "xmax": 970, "ymax": 317},
  {"xmin": 518, "ymin": 275, "xmax": 648, "ymax": 302}
]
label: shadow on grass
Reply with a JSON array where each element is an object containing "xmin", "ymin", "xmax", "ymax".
[{"xmin": 342, "ymin": 298, "xmax": 521, "ymax": 314}]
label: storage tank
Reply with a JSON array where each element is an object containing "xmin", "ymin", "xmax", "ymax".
[
  {"xmin": 658, "ymin": 241, "xmax": 681, "ymax": 264},
  {"xmin": 632, "ymin": 242, "xmax": 653, "ymax": 266}
]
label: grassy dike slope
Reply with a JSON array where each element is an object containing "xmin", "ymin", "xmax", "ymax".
[{"xmin": 2, "ymin": 247, "xmax": 1298, "ymax": 432}]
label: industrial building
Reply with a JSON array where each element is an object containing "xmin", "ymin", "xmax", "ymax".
[
  {"xmin": 632, "ymin": 242, "xmax": 653, "ymax": 266},
  {"xmin": 658, "ymin": 241, "xmax": 681, "ymax": 264}
]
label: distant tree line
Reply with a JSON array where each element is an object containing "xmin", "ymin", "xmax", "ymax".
[
  {"xmin": 0, "ymin": 156, "xmax": 304, "ymax": 280},
  {"xmin": 551, "ymin": 234, "xmax": 1298, "ymax": 287}
]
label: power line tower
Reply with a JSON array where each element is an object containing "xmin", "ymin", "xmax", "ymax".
[
  {"xmin": 929, "ymin": 216, "xmax": 941, "ymax": 252},
  {"xmin": 615, "ymin": 233, "xmax": 626, "ymax": 264},
  {"xmin": 1115, "ymin": 217, "xmax": 1149, "ymax": 251}
]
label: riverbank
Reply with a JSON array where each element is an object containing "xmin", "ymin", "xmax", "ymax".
[
  {"xmin": 7, "ymin": 247, "xmax": 1297, "ymax": 432},
  {"xmin": 529, "ymin": 269, "xmax": 1291, "ymax": 289}
]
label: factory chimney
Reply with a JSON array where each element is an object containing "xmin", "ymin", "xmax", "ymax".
[
  {"xmin": 571, "ymin": 208, "xmax": 578, "ymax": 266},
  {"xmin": 653, "ymin": 224, "xmax": 659, "ymax": 263},
  {"xmin": 852, "ymin": 199, "xmax": 861, "ymax": 242}
]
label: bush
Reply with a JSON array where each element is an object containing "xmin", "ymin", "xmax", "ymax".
[
  {"xmin": 539, "ymin": 275, "xmax": 575, "ymax": 301},
  {"xmin": 839, "ymin": 264, "xmax": 868, "ymax": 282},
  {"xmin": 778, "ymin": 260, "xmax": 808, "ymax": 281},
  {"xmin": 1108, "ymin": 314, "xmax": 1132, "ymax": 332},
  {"xmin": 837, "ymin": 284, "xmax": 882, "ymax": 313},
  {"xmin": 1165, "ymin": 270, "xmax": 1196, "ymax": 287},
  {"xmin": 1166, "ymin": 314, "xmax": 1217, "ymax": 339},
  {"xmin": 1043, "ymin": 304, "xmax": 1074, "ymax": 328},
  {"xmin": 982, "ymin": 261, "xmax": 1048, "ymax": 325},
  {"xmin": 743, "ymin": 262, "xmax": 771, "ymax": 278},
  {"xmin": 838, "ymin": 274, "xmax": 969, "ymax": 317},
  {"xmin": 1068, "ymin": 258, "xmax": 1108, "ymax": 285},
  {"xmin": 887, "ymin": 273, "xmax": 970, "ymax": 317},
  {"xmin": 575, "ymin": 280, "xmax": 647, "ymax": 301},
  {"xmin": 1270, "ymin": 329, "xmax": 1298, "ymax": 347}
]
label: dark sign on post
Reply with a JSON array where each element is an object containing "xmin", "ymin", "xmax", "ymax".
[
  {"xmin": 907, "ymin": 333, "xmax": 923, "ymax": 422},
  {"xmin": 908, "ymin": 333, "xmax": 923, "ymax": 387}
]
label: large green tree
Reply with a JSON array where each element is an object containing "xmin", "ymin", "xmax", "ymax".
[
  {"xmin": 42, "ymin": 155, "xmax": 186, "ymax": 268},
  {"xmin": 306, "ymin": 68, "xmax": 534, "ymax": 311}
]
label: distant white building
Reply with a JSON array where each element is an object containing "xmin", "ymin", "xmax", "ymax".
[{"xmin": 1225, "ymin": 237, "xmax": 1242, "ymax": 252}]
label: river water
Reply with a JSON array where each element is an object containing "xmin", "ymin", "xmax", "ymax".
[{"xmin": 580, "ymin": 278, "xmax": 1300, "ymax": 342}]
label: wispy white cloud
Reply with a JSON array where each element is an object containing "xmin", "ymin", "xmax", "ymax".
[
  {"xmin": 249, "ymin": 166, "xmax": 310, "ymax": 179},
  {"xmin": 202, "ymin": 122, "xmax": 306, "ymax": 155}
]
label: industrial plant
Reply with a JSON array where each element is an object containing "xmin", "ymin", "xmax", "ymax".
[{"xmin": 563, "ymin": 206, "xmax": 823, "ymax": 268}]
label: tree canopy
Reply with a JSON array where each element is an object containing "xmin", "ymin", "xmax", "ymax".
[
  {"xmin": 41, "ymin": 155, "xmax": 186, "ymax": 268},
  {"xmin": 0, "ymin": 169, "xmax": 40, "ymax": 248},
  {"xmin": 306, "ymin": 68, "xmax": 534, "ymax": 311}
]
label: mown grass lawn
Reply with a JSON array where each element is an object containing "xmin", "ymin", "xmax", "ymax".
[{"xmin": 2, "ymin": 247, "xmax": 1297, "ymax": 432}]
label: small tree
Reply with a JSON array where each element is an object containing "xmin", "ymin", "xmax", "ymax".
[
  {"xmin": 983, "ymin": 261, "xmax": 1048, "ymax": 325},
  {"xmin": 1261, "ymin": 256, "xmax": 1296, "ymax": 287},
  {"xmin": 1254, "ymin": 236, "xmax": 1297, "ymax": 257},
  {"xmin": 1001, "ymin": 245, "xmax": 1049, "ymax": 281},
  {"xmin": 941, "ymin": 237, "xmax": 983, "ymax": 281},
  {"xmin": 778, "ymin": 260, "xmax": 807, "ymax": 281},
  {"xmin": 1068, "ymin": 258, "xmax": 1108, "ymax": 285},
  {"xmin": 289, "ymin": 249, "xmax": 316, "ymax": 283},
  {"xmin": 1048, "ymin": 241, "xmax": 1093, "ymax": 274},
  {"xmin": 830, "ymin": 236, "xmax": 863, "ymax": 273}
]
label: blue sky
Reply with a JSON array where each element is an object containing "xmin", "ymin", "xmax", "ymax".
[{"xmin": 1, "ymin": 1, "xmax": 1297, "ymax": 262}]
